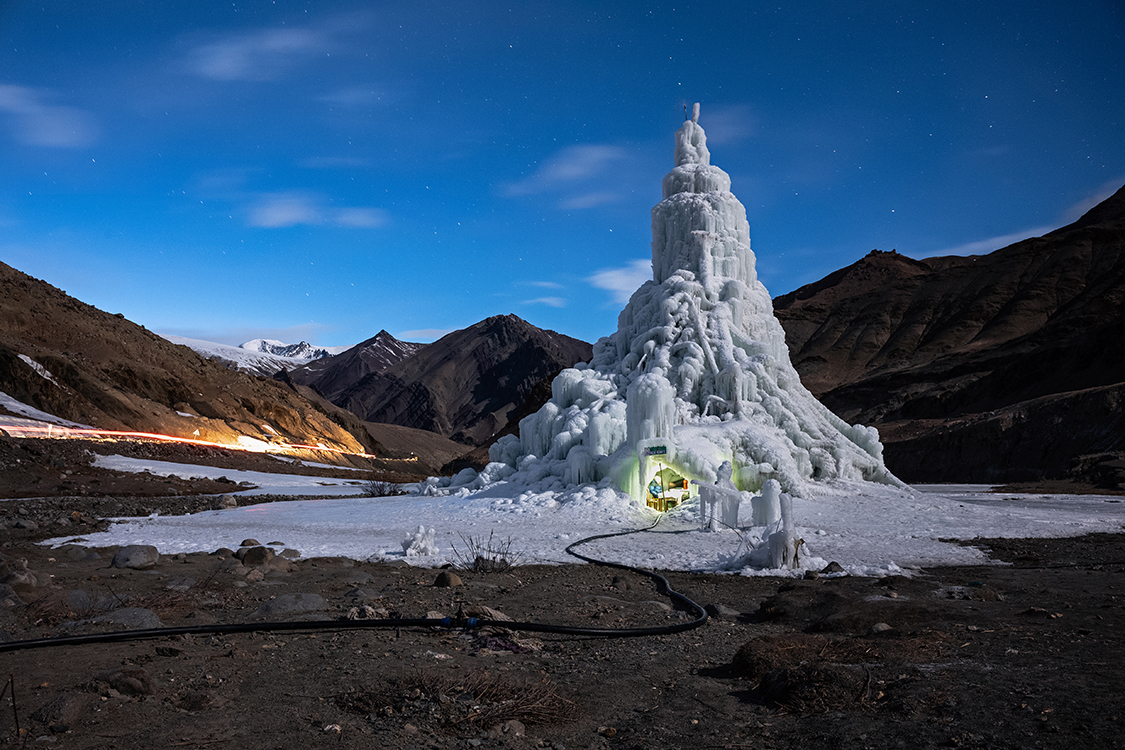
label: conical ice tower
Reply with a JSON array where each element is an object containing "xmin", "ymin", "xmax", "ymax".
[{"xmin": 489, "ymin": 105, "xmax": 902, "ymax": 505}]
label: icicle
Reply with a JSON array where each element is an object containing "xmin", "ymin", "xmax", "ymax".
[{"xmin": 752, "ymin": 478, "xmax": 782, "ymax": 527}]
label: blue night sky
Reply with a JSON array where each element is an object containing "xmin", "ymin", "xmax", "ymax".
[{"xmin": 2, "ymin": 1, "xmax": 1123, "ymax": 347}]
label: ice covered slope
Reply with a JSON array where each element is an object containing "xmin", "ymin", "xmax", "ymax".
[{"xmin": 490, "ymin": 106, "xmax": 902, "ymax": 500}]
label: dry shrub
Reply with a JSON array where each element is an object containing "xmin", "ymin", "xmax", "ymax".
[
  {"xmin": 759, "ymin": 663, "xmax": 871, "ymax": 712},
  {"xmin": 364, "ymin": 478, "xmax": 406, "ymax": 497},
  {"xmin": 450, "ymin": 531, "xmax": 523, "ymax": 573},
  {"xmin": 732, "ymin": 633, "xmax": 827, "ymax": 679},
  {"xmin": 733, "ymin": 631, "xmax": 955, "ymax": 713},
  {"xmin": 336, "ymin": 669, "xmax": 575, "ymax": 729},
  {"xmin": 733, "ymin": 634, "xmax": 871, "ymax": 711},
  {"xmin": 125, "ymin": 589, "xmax": 198, "ymax": 622},
  {"xmin": 21, "ymin": 590, "xmax": 93, "ymax": 627}
]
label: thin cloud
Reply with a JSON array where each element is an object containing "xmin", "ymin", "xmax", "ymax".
[
  {"xmin": 246, "ymin": 193, "xmax": 387, "ymax": 229},
  {"xmin": 589, "ymin": 259, "xmax": 652, "ymax": 304},
  {"xmin": 698, "ymin": 103, "xmax": 757, "ymax": 146},
  {"xmin": 506, "ymin": 144, "xmax": 628, "ymax": 197},
  {"xmin": 248, "ymin": 193, "xmax": 321, "ymax": 228},
  {"xmin": 923, "ymin": 227, "xmax": 1054, "ymax": 258},
  {"xmin": 188, "ymin": 26, "xmax": 330, "ymax": 81},
  {"xmin": 194, "ymin": 166, "xmax": 256, "ymax": 198},
  {"xmin": 1061, "ymin": 178, "xmax": 1125, "ymax": 223},
  {"xmin": 0, "ymin": 84, "xmax": 97, "ymax": 148},
  {"xmin": 158, "ymin": 323, "xmax": 333, "ymax": 348},
  {"xmin": 924, "ymin": 178, "xmax": 1125, "ymax": 258},
  {"xmin": 299, "ymin": 156, "xmax": 373, "ymax": 169},
  {"xmin": 318, "ymin": 86, "xmax": 384, "ymax": 107},
  {"xmin": 522, "ymin": 296, "xmax": 566, "ymax": 308},
  {"xmin": 560, "ymin": 191, "xmax": 622, "ymax": 210},
  {"xmin": 528, "ymin": 280, "xmax": 563, "ymax": 289},
  {"xmin": 333, "ymin": 207, "xmax": 388, "ymax": 228}
]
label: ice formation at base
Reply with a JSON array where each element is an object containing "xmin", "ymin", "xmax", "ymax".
[{"xmin": 482, "ymin": 105, "xmax": 902, "ymax": 515}]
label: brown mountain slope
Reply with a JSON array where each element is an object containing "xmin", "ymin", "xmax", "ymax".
[
  {"xmin": 273, "ymin": 369, "xmax": 470, "ymax": 474},
  {"xmin": 774, "ymin": 184, "xmax": 1125, "ymax": 483},
  {"xmin": 0, "ymin": 262, "xmax": 373, "ymax": 463},
  {"xmin": 332, "ymin": 314, "xmax": 592, "ymax": 446},
  {"xmin": 286, "ymin": 330, "xmax": 426, "ymax": 398}
]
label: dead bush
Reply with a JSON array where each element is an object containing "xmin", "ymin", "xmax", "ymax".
[
  {"xmin": 450, "ymin": 531, "xmax": 523, "ymax": 573},
  {"xmin": 336, "ymin": 669, "xmax": 575, "ymax": 729},
  {"xmin": 364, "ymin": 478, "xmax": 406, "ymax": 497}
]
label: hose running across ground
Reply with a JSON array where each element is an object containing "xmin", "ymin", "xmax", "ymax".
[{"xmin": 0, "ymin": 519, "xmax": 708, "ymax": 653}]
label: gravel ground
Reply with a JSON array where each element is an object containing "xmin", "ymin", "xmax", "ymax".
[{"xmin": 1, "ymin": 437, "xmax": 1124, "ymax": 748}]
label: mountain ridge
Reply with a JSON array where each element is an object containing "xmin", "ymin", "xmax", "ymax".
[
  {"xmin": 286, "ymin": 330, "xmax": 426, "ymax": 400},
  {"xmin": 0, "ymin": 262, "xmax": 373, "ymax": 463},
  {"xmin": 329, "ymin": 314, "xmax": 592, "ymax": 446},
  {"xmin": 773, "ymin": 182, "xmax": 1125, "ymax": 483},
  {"xmin": 240, "ymin": 339, "xmax": 339, "ymax": 361}
]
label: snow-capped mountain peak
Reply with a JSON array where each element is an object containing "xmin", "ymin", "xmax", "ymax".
[
  {"xmin": 162, "ymin": 335, "xmax": 350, "ymax": 378},
  {"xmin": 239, "ymin": 339, "xmax": 337, "ymax": 361}
]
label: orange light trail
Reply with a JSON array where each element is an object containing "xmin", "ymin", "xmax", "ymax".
[{"xmin": 4, "ymin": 423, "xmax": 380, "ymax": 461}]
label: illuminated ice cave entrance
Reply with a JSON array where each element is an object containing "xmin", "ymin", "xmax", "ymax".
[{"xmin": 638, "ymin": 441, "xmax": 689, "ymax": 513}]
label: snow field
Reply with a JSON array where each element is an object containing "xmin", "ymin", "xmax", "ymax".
[{"xmin": 43, "ymin": 456, "xmax": 1125, "ymax": 577}]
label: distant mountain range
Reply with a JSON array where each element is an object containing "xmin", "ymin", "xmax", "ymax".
[
  {"xmin": 3, "ymin": 183, "xmax": 1120, "ymax": 488},
  {"xmin": 175, "ymin": 317, "xmax": 591, "ymax": 465},
  {"xmin": 159, "ymin": 336, "xmax": 351, "ymax": 379},
  {"xmin": 774, "ymin": 183, "xmax": 1125, "ymax": 486},
  {"xmin": 288, "ymin": 315, "xmax": 593, "ymax": 447},
  {"xmin": 240, "ymin": 338, "xmax": 347, "ymax": 361}
]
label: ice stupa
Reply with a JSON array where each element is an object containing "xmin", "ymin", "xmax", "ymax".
[{"xmin": 486, "ymin": 104, "xmax": 902, "ymax": 508}]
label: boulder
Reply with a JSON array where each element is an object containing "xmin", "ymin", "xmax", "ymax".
[
  {"xmin": 111, "ymin": 545, "xmax": 160, "ymax": 570},
  {"xmin": 30, "ymin": 693, "xmax": 92, "ymax": 729},
  {"xmin": 433, "ymin": 571, "xmax": 463, "ymax": 587},
  {"xmin": 240, "ymin": 546, "xmax": 275, "ymax": 567},
  {"xmin": 64, "ymin": 589, "xmax": 92, "ymax": 612},
  {"xmin": 215, "ymin": 495, "xmax": 238, "ymax": 509}
]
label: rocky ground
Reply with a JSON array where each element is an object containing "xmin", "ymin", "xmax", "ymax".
[{"xmin": 0, "ymin": 439, "xmax": 1124, "ymax": 748}]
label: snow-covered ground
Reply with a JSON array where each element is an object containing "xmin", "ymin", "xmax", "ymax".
[
  {"xmin": 42, "ymin": 455, "xmax": 1125, "ymax": 577},
  {"xmin": 1, "ymin": 391, "xmax": 92, "ymax": 431},
  {"xmin": 90, "ymin": 454, "xmax": 372, "ymax": 494}
]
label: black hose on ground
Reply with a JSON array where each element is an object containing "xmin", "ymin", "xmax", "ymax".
[{"xmin": 0, "ymin": 519, "xmax": 708, "ymax": 653}]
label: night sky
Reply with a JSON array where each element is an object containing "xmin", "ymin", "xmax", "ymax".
[{"xmin": 2, "ymin": 1, "xmax": 1122, "ymax": 346}]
